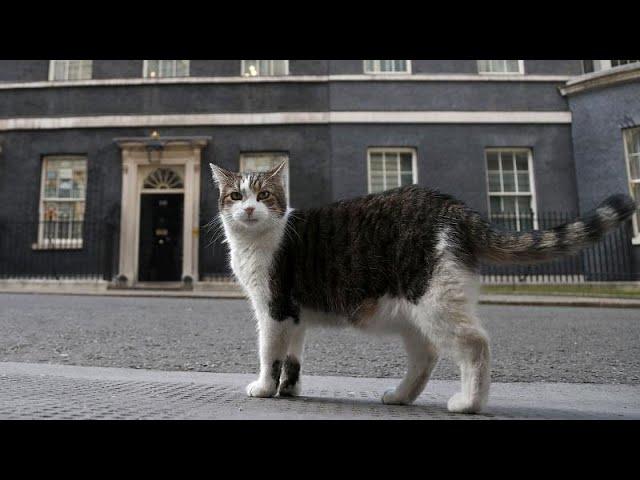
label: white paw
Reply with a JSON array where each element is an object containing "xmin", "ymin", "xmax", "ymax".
[
  {"xmin": 246, "ymin": 380, "xmax": 277, "ymax": 398},
  {"xmin": 447, "ymin": 392, "xmax": 484, "ymax": 414},
  {"xmin": 278, "ymin": 381, "xmax": 301, "ymax": 397},
  {"xmin": 382, "ymin": 388, "xmax": 411, "ymax": 405}
]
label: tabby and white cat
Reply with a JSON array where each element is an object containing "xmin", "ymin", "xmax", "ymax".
[{"xmin": 209, "ymin": 161, "xmax": 636, "ymax": 413}]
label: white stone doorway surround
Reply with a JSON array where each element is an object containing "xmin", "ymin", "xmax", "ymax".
[{"xmin": 114, "ymin": 136, "xmax": 210, "ymax": 287}]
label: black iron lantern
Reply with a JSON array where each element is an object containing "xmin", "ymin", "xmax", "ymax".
[{"xmin": 145, "ymin": 131, "xmax": 164, "ymax": 164}]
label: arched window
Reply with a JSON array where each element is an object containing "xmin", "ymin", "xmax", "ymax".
[{"xmin": 143, "ymin": 168, "xmax": 184, "ymax": 189}]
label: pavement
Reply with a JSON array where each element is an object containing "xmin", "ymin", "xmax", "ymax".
[
  {"xmin": 1, "ymin": 283, "xmax": 640, "ymax": 308},
  {"xmin": 1, "ymin": 361, "xmax": 638, "ymax": 420}
]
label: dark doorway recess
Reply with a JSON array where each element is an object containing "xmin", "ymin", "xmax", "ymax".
[{"xmin": 138, "ymin": 193, "xmax": 183, "ymax": 282}]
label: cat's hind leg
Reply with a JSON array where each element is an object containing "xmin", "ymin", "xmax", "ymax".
[
  {"xmin": 278, "ymin": 323, "xmax": 306, "ymax": 397},
  {"xmin": 382, "ymin": 326, "xmax": 439, "ymax": 405},
  {"xmin": 443, "ymin": 315, "xmax": 491, "ymax": 413},
  {"xmin": 415, "ymin": 267, "xmax": 490, "ymax": 413}
]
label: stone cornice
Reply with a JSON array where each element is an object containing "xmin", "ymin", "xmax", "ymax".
[{"xmin": 560, "ymin": 63, "xmax": 640, "ymax": 96}]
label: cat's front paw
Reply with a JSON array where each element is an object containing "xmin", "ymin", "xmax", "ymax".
[
  {"xmin": 382, "ymin": 388, "xmax": 411, "ymax": 405},
  {"xmin": 447, "ymin": 392, "xmax": 484, "ymax": 414},
  {"xmin": 246, "ymin": 380, "xmax": 277, "ymax": 398}
]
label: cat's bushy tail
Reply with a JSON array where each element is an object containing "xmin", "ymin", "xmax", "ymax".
[{"xmin": 475, "ymin": 194, "xmax": 637, "ymax": 265}]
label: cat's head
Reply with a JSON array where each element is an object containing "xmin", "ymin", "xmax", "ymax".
[{"xmin": 209, "ymin": 161, "xmax": 288, "ymax": 234}]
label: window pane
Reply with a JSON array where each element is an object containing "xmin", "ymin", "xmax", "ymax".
[
  {"xmin": 502, "ymin": 196, "xmax": 516, "ymax": 212},
  {"xmin": 145, "ymin": 60, "xmax": 159, "ymax": 77},
  {"xmin": 364, "ymin": 60, "xmax": 375, "ymax": 72},
  {"xmin": 176, "ymin": 60, "xmax": 190, "ymax": 76},
  {"xmin": 502, "ymin": 173, "xmax": 516, "ymax": 192},
  {"xmin": 53, "ymin": 60, "xmax": 66, "ymax": 80},
  {"xmin": 385, "ymin": 155, "xmax": 399, "ymax": 189},
  {"xmin": 400, "ymin": 173, "xmax": 413, "ymax": 186},
  {"xmin": 501, "ymin": 152, "xmax": 514, "ymax": 171},
  {"xmin": 486, "ymin": 152, "xmax": 499, "ymax": 170},
  {"xmin": 627, "ymin": 128, "xmax": 640, "ymax": 156},
  {"xmin": 517, "ymin": 173, "xmax": 530, "ymax": 192},
  {"xmin": 489, "ymin": 196, "xmax": 502, "ymax": 213},
  {"xmin": 394, "ymin": 60, "xmax": 407, "ymax": 72},
  {"xmin": 370, "ymin": 153, "xmax": 384, "ymax": 193},
  {"xmin": 478, "ymin": 60, "xmax": 491, "ymax": 72},
  {"xmin": 243, "ymin": 60, "xmax": 257, "ymax": 76},
  {"xmin": 67, "ymin": 60, "xmax": 91, "ymax": 80},
  {"xmin": 515, "ymin": 152, "xmax": 529, "ymax": 170},
  {"xmin": 506, "ymin": 60, "xmax": 520, "ymax": 72},
  {"xmin": 488, "ymin": 173, "xmax": 502, "ymax": 192},
  {"xmin": 400, "ymin": 153, "xmax": 413, "ymax": 171},
  {"xmin": 272, "ymin": 60, "xmax": 287, "ymax": 75}
]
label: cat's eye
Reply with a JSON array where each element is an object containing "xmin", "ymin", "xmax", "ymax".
[
  {"xmin": 230, "ymin": 192, "xmax": 242, "ymax": 201},
  {"xmin": 257, "ymin": 191, "xmax": 271, "ymax": 201}
]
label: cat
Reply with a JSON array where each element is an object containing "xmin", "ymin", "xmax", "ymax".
[{"xmin": 209, "ymin": 161, "xmax": 637, "ymax": 414}]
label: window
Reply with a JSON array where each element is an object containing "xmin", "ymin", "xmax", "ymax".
[
  {"xmin": 38, "ymin": 156, "xmax": 87, "ymax": 247},
  {"xmin": 367, "ymin": 149, "xmax": 417, "ymax": 193},
  {"xmin": 477, "ymin": 60, "xmax": 524, "ymax": 74},
  {"xmin": 486, "ymin": 148, "xmax": 537, "ymax": 231},
  {"xmin": 241, "ymin": 60, "xmax": 288, "ymax": 77},
  {"xmin": 49, "ymin": 60, "xmax": 92, "ymax": 81},
  {"xmin": 144, "ymin": 60, "xmax": 190, "ymax": 78},
  {"xmin": 624, "ymin": 127, "xmax": 640, "ymax": 240},
  {"xmin": 591, "ymin": 60, "xmax": 640, "ymax": 72},
  {"xmin": 239, "ymin": 153, "xmax": 290, "ymax": 200},
  {"xmin": 363, "ymin": 60, "xmax": 411, "ymax": 74}
]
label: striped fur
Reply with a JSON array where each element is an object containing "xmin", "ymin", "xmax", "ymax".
[{"xmin": 475, "ymin": 194, "xmax": 637, "ymax": 264}]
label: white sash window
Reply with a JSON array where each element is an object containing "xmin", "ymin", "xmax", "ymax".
[
  {"xmin": 624, "ymin": 127, "xmax": 640, "ymax": 240},
  {"xmin": 38, "ymin": 156, "xmax": 87, "ymax": 248},
  {"xmin": 241, "ymin": 60, "xmax": 289, "ymax": 77},
  {"xmin": 49, "ymin": 60, "xmax": 92, "ymax": 81},
  {"xmin": 368, "ymin": 148, "xmax": 417, "ymax": 193},
  {"xmin": 144, "ymin": 60, "xmax": 190, "ymax": 78},
  {"xmin": 364, "ymin": 60, "xmax": 411, "ymax": 74},
  {"xmin": 486, "ymin": 148, "xmax": 537, "ymax": 231},
  {"xmin": 478, "ymin": 60, "xmax": 524, "ymax": 74}
]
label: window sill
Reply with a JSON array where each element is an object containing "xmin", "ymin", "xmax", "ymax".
[{"xmin": 32, "ymin": 242, "xmax": 83, "ymax": 251}]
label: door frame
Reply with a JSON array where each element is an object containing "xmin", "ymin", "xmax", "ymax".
[{"xmin": 115, "ymin": 136, "xmax": 210, "ymax": 286}]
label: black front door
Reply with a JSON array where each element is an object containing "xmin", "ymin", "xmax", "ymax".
[{"xmin": 138, "ymin": 193, "xmax": 183, "ymax": 282}]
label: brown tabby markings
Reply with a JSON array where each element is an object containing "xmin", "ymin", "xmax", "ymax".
[{"xmin": 350, "ymin": 298, "xmax": 379, "ymax": 327}]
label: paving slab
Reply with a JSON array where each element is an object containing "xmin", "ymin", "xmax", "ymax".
[{"xmin": 0, "ymin": 362, "xmax": 637, "ymax": 420}]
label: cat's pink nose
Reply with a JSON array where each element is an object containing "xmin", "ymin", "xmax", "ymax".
[{"xmin": 244, "ymin": 207, "xmax": 255, "ymax": 217}]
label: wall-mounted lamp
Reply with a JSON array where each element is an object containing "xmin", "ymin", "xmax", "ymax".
[{"xmin": 145, "ymin": 131, "xmax": 164, "ymax": 164}]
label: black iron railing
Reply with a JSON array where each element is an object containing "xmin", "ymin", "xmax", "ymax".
[
  {"xmin": 0, "ymin": 219, "xmax": 119, "ymax": 281},
  {"xmin": 480, "ymin": 211, "xmax": 636, "ymax": 282}
]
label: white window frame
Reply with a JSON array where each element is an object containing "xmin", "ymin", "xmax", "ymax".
[
  {"xmin": 143, "ymin": 60, "xmax": 190, "ymax": 78},
  {"xmin": 48, "ymin": 60, "xmax": 93, "ymax": 81},
  {"xmin": 593, "ymin": 60, "xmax": 640, "ymax": 72},
  {"xmin": 367, "ymin": 148, "xmax": 418, "ymax": 193},
  {"xmin": 241, "ymin": 60, "xmax": 289, "ymax": 77},
  {"xmin": 239, "ymin": 152, "xmax": 290, "ymax": 202},
  {"xmin": 37, "ymin": 155, "xmax": 88, "ymax": 249},
  {"xmin": 363, "ymin": 60, "xmax": 412, "ymax": 74},
  {"xmin": 477, "ymin": 60, "xmax": 525, "ymax": 75},
  {"xmin": 623, "ymin": 127, "xmax": 640, "ymax": 243},
  {"xmin": 485, "ymin": 148, "xmax": 538, "ymax": 231}
]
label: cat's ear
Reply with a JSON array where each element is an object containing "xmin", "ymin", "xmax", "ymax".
[
  {"xmin": 209, "ymin": 163, "xmax": 236, "ymax": 187},
  {"xmin": 265, "ymin": 160, "xmax": 287, "ymax": 182}
]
